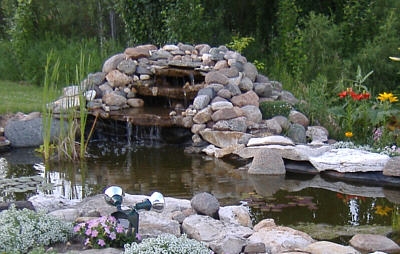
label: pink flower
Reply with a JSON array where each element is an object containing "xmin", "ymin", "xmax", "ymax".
[
  {"xmin": 91, "ymin": 229, "xmax": 99, "ymax": 238},
  {"xmin": 85, "ymin": 228, "xmax": 92, "ymax": 236},
  {"xmin": 73, "ymin": 223, "xmax": 84, "ymax": 233},
  {"xmin": 104, "ymin": 226, "xmax": 111, "ymax": 234},
  {"xmin": 109, "ymin": 232, "xmax": 117, "ymax": 240},
  {"xmin": 98, "ymin": 239, "xmax": 106, "ymax": 247},
  {"xmin": 116, "ymin": 224, "xmax": 125, "ymax": 233},
  {"xmin": 84, "ymin": 238, "xmax": 91, "ymax": 246}
]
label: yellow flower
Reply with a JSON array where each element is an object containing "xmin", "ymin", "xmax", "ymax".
[
  {"xmin": 377, "ymin": 92, "xmax": 398, "ymax": 103},
  {"xmin": 375, "ymin": 205, "xmax": 393, "ymax": 216},
  {"xmin": 389, "ymin": 95, "xmax": 399, "ymax": 103},
  {"xmin": 345, "ymin": 132, "xmax": 353, "ymax": 138}
]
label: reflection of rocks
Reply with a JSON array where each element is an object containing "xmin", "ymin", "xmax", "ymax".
[{"xmin": 248, "ymin": 174, "xmax": 285, "ymax": 197}]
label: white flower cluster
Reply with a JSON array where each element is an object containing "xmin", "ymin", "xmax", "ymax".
[
  {"xmin": 0, "ymin": 205, "xmax": 72, "ymax": 253},
  {"xmin": 332, "ymin": 141, "xmax": 400, "ymax": 156},
  {"xmin": 123, "ymin": 233, "xmax": 213, "ymax": 254}
]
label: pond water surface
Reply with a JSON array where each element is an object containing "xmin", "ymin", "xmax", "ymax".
[{"xmin": 0, "ymin": 140, "xmax": 399, "ymax": 243}]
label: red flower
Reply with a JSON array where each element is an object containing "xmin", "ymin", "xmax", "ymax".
[{"xmin": 339, "ymin": 90, "xmax": 347, "ymax": 98}]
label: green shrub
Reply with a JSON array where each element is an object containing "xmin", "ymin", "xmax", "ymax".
[
  {"xmin": 259, "ymin": 101, "xmax": 293, "ymax": 119},
  {"xmin": 0, "ymin": 205, "xmax": 72, "ymax": 253},
  {"xmin": 123, "ymin": 233, "xmax": 212, "ymax": 254}
]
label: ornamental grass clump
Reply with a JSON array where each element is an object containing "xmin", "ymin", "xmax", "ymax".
[
  {"xmin": 74, "ymin": 215, "xmax": 135, "ymax": 249},
  {"xmin": 0, "ymin": 205, "xmax": 72, "ymax": 253},
  {"xmin": 123, "ymin": 233, "xmax": 213, "ymax": 254}
]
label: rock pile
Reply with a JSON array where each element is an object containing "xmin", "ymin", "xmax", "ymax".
[{"xmin": 28, "ymin": 192, "xmax": 400, "ymax": 254}]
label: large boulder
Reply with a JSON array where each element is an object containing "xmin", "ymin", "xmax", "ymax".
[
  {"xmin": 248, "ymin": 219, "xmax": 315, "ymax": 254},
  {"xmin": 5, "ymin": 116, "xmax": 65, "ymax": 148}
]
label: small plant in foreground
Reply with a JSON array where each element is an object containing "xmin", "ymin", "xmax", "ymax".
[
  {"xmin": 74, "ymin": 215, "xmax": 135, "ymax": 249},
  {"xmin": 0, "ymin": 205, "xmax": 72, "ymax": 253},
  {"xmin": 123, "ymin": 233, "xmax": 213, "ymax": 254}
]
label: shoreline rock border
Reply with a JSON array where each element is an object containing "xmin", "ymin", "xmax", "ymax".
[{"xmin": 24, "ymin": 192, "xmax": 400, "ymax": 254}]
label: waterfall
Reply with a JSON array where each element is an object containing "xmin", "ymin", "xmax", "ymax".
[{"xmin": 126, "ymin": 118, "xmax": 132, "ymax": 147}]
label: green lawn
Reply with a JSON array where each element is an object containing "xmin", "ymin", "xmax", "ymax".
[{"xmin": 0, "ymin": 80, "xmax": 43, "ymax": 114}]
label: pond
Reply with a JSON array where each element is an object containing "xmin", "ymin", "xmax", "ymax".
[{"xmin": 0, "ymin": 137, "xmax": 399, "ymax": 244}]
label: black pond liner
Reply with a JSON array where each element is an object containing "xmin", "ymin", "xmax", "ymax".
[{"xmin": 321, "ymin": 170, "xmax": 400, "ymax": 189}]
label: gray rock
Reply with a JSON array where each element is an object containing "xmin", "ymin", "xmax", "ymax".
[
  {"xmin": 191, "ymin": 192, "xmax": 220, "ymax": 218},
  {"xmin": 135, "ymin": 64, "xmax": 152, "ymax": 75},
  {"xmin": 238, "ymin": 76, "xmax": 254, "ymax": 92},
  {"xmin": 279, "ymin": 90, "xmax": 300, "ymax": 105},
  {"xmin": 5, "ymin": 117, "xmax": 65, "ymax": 148},
  {"xmin": 231, "ymin": 90, "xmax": 259, "ymax": 107},
  {"xmin": 205, "ymin": 71, "xmax": 229, "ymax": 85},
  {"xmin": 303, "ymin": 241, "xmax": 360, "ymax": 254},
  {"xmin": 48, "ymin": 208, "xmax": 80, "ymax": 222},
  {"xmin": 210, "ymin": 101, "xmax": 233, "ymax": 111},
  {"xmin": 309, "ymin": 148, "xmax": 390, "ymax": 173},
  {"xmin": 306, "ymin": 126, "xmax": 329, "ymax": 145},
  {"xmin": 219, "ymin": 205, "xmax": 253, "ymax": 228},
  {"xmin": 81, "ymin": 72, "xmax": 106, "ymax": 88},
  {"xmin": 117, "ymin": 59, "xmax": 137, "ymax": 75},
  {"xmin": 105, "ymin": 70, "xmax": 132, "ymax": 87},
  {"xmin": 248, "ymin": 218, "xmax": 315, "ymax": 254},
  {"xmin": 127, "ymin": 98, "xmax": 144, "ymax": 108},
  {"xmin": 124, "ymin": 44, "xmax": 156, "ymax": 59},
  {"xmin": 287, "ymin": 123, "xmax": 307, "ymax": 144},
  {"xmin": 219, "ymin": 67, "xmax": 240, "ymax": 78},
  {"xmin": 247, "ymin": 135, "xmax": 295, "ymax": 146},
  {"xmin": 213, "ymin": 116, "xmax": 248, "ymax": 132},
  {"xmin": 102, "ymin": 53, "xmax": 125, "ymax": 73},
  {"xmin": 193, "ymin": 106, "xmax": 212, "ymax": 124},
  {"xmin": 213, "ymin": 60, "xmax": 229, "ymax": 70},
  {"xmin": 195, "ymin": 44, "xmax": 211, "ymax": 55},
  {"xmin": 349, "ymin": 233, "xmax": 400, "ymax": 253},
  {"xmin": 241, "ymin": 105, "xmax": 262, "ymax": 123},
  {"xmin": 193, "ymin": 95, "xmax": 211, "ymax": 110},
  {"xmin": 265, "ymin": 118, "xmax": 283, "ymax": 134},
  {"xmin": 248, "ymin": 149, "xmax": 285, "ymax": 175},
  {"xmin": 242, "ymin": 62, "xmax": 258, "ymax": 82},
  {"xmin": 148, "ymin": 49, "xmax": 173, "ymax": 60},
  {"xmin": 139, "ymin": 211, "xmax": 181, "ymax": 238},
  {"xmin": 272, "ymin": 115, "xmax": 290, "ymax": 130},
  {"xmin": 197, "ymin": 87, "xmax": 216, "ymax": 99},
  {"xmin": 255, "ymin": 74, "xmax": 270, "ymax": 83},
  {"xmin": 254, "ymin": 82, "xmax": 273, "ymax": 98},
  {"xmin": 211, "ymin": 107, "xmax": 244, "ymax": 122},
  {"xmin": 102, "ymin": 92, "xmax": 127, "ymax": 107},
  {"xmin": 182, "ymin": 214, "xmax": 253, "ymax": 254},
  {"xmin": 191, "ymin": 123, "xmax": 206, "ymax": 134},
  {"xmin": 289, "ymin": 110, "xmax": 310, "ymax": 127},
  {"xmin": 383, "ymin": 156, "xmax": 400, "ymax": 177},
  {"xmin": 217, "ymin": 88, "xmax": 233, "ymax": 99},
  {"xmin": 225, "ymin": 83, "xmax": 242, "ymax": 96},
  {"xmin": 199, "ymin": 129, "xmax": 252, "ymax": 148}
]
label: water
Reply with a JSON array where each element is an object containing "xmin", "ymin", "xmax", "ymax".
[{"xmin": 0, "ymin": 141, "xmax": 399, "ymax": 243}]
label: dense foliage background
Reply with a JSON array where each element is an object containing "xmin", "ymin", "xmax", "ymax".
[{"xmin": 0, "ymin": 0, "xmax": 399, "ymax": 142}]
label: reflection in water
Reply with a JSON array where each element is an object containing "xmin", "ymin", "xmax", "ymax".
[{"xmin": 0, "ymin": 144, "xmax": 399, "ymax": 231}]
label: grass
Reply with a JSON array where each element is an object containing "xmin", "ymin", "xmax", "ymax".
[{"xmin": 0, "ymin": 80, "xmax": 43, "ymax": 114}]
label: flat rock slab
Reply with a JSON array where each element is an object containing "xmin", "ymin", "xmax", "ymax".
[{"xmin": 309, "ymin": 148, "xmax": 390, "ymax": 173}]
